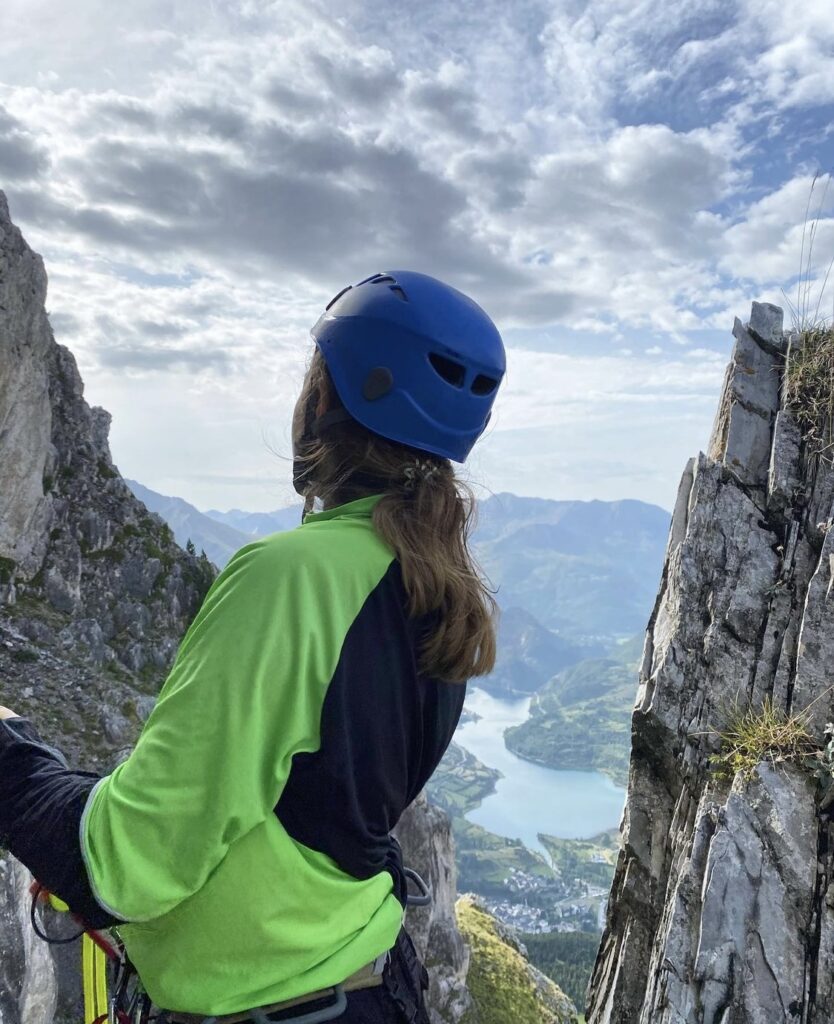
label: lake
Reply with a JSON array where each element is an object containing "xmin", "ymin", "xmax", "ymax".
[{"xmin": 456, "ymin": 687, "xmax": 627, "ymax": 859}]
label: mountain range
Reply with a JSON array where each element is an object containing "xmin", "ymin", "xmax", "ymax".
[{"xmin": 126, "ymin": 481, "xmax": 670, "ymax": 679}]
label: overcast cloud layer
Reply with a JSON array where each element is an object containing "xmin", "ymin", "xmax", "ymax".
[{"xmin": 1, "ymin": 0, "xmax": 833, "ymax": 513}]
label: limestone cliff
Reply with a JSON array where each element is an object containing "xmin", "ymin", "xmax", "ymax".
[
  {"xmin": 395, "ymin": 795, "xmax": 476, "ymax": 1023},
  {"xmin": 0, "ymin": 189, "xmax": 219, "ymax": 1023},
  {"xmin": 0, "ymin": 189, "xmax": 216, "ymax": 770},
  {"xmin": 587, "ymin": 303, "xmax": 834, "ymax": 1022}
]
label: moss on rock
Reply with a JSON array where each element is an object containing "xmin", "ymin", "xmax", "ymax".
[{"xmin": 456, "ymin": 895, "xmax": 578, "ymax": 1024}]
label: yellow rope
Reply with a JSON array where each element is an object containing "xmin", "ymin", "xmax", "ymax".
[
  {"xmin": 82, "ymin": 933, "xmax": 109, "ymax": 1023},
  {"xmin": 36, "ymin": 887, "xmax": 112, "ymax": 1024}
]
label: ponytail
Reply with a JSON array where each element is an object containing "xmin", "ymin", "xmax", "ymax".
[{"xmin": 293, "ymin": 348, "xmax": 498, "ymax": 683}]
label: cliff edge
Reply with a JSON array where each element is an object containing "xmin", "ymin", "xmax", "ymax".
[{"xmin": 587, "ymin": 304, "xmax": 834, "ymax": 1023}]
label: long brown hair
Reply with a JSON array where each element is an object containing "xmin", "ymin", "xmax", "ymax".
[{"xmin": 294, "ymin": 347, "xmax": 498, "ymax": 684}]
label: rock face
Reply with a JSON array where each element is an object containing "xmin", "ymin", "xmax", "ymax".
[
  {"xmin": 0, "ymin": 190, "xmax": 216, "ymax": 771},
  {"xmin": 0, "ymin": 859, "xmax": 57, "ymax": 1024},
  {"xmin": 0, "ymin": 191, "xmax": 217, "ymax": 1024},
  {"xmin": 587, "ymin": 303, "xmax": 834, "ymax": 1023},
  {"xmin": 0, "ymin": 193, "xmax": 53, "ymax": 580},
  {"xmin": 395, "ymin": 794, "xmax": 475, "ymax": 1024}
]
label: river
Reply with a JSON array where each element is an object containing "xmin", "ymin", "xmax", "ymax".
[{"xmin": 455, "ymin": 687, "xmax": 627, "ymax": 860}]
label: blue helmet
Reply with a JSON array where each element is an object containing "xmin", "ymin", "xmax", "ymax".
[{"xmin": 310, "ymin": 270, "xmax": 505, "ymax": 463}]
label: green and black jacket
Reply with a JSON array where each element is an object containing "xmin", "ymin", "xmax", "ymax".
[{"xmin": 0, "ymin": 494, "xmax": 465, "ymax": 1013}]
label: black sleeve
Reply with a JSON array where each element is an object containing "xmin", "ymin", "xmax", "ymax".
[{"xmin": 0, "ymin": 717, "xmax": 127, "ymax": 929}]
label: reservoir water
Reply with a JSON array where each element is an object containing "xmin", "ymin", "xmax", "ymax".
[{"xmin": 456, "ymin": 687, "xmax": 627, "ymax": 859}]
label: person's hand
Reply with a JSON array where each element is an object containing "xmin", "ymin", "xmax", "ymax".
[{"xmin": 0, "ymin": 706, "xmax": 20, "ymax": 720}]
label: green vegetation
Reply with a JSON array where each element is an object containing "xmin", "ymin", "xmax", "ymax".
[
  {"xmin": 785, "ymin": 324, "xmax": 834, "ymax": 464},
  {"xmin": 779, "ymin": 173, "xmax": 834, "ymax": 465},
  {"xmin": 97, "ymin": 459, "xmax": 118, "ymax": 479},
  {"xmin": 8, "ymin": 589, "xmax": 70, "ymax": 629},
  {"xmin": 87, "ymin": 547, "xmax": 125, "ymax": 562},
  {"xmin": 426, "ymin": 741, "xmax": 501, "ymax": 817},
  {"xmin": 504, "ymin": 636, "xmax": 642, "ymax": 787},
  {"xmin": 11, "ymin": 648, "xmax": 39, "ymax": 663},
  {"xmin": 520, "ymin": 931, "xmax": 601, "ymax": 1014},
  {"xmin": 0, "ymin": 556, "xmax": 16, "ymax": 584},
  {"xmin": 183, "ymin": 549, "xmax": 216, "ymax": 598},
  {"xmin": 705, "ymin": 694, "xmax": 818, "ymax": 781},
  {"xmin": 143, "ymin": 538, "xmax": 175, "ymax": 571},
  {"xmin": 456, "ymin": 817, "xmax": 554, "ymax": 891},
  {"xmin": 456, "ymin": 896, "xmax": 578, "ymax": 1024},
  {"xmin": 539, "ymin": 829, "xmax": 619, "ymax": 890}
]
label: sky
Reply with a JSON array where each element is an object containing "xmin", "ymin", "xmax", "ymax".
[{"xmin": 1, "ymin": 0, "xmax": 834, "ymax": 515}]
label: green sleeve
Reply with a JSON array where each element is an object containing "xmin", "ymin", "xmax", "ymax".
[{"xmin": 80, "ymin": 534, "xmax": 330, "ymax": 922}]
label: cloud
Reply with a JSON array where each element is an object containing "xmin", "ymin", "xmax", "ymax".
[
  {"xmin": 97, "ymin": 343, "xmax": 231, "ymax": 372},
  {"xmin": 2, "ymin": 0, "xmax": 833, "ymax": 512},
  {"xmin": 0, "ymin": 105, "xmax": 49, "ymax": 180},
  {"xmin": 0, "ymin": 2, "xmax": 820, "ymax": 339},
  {"xmin": 719, "ymin": 173, "xmax": 834, "ymax": 299}
]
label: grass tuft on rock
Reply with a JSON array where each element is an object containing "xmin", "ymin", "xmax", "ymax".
[
  {"xmin": 785, "ymin": 324, "xmax": 834, "ymax": 463},
  {"xmin": 708, "ymin": 695, "xmax": 818, "ymax": 781}
]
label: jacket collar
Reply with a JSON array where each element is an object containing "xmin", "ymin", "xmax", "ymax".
[{"xmin": 301, "ymin": 493, "xmax": 385, "ymax": 526}]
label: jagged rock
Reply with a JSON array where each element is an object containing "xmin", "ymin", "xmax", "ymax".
[
  {"xmin": 588, "ymin": 304, "xmax": 834, "ymax": 1023},
  {"xmin": 768, "ymin": 411, "xmax": 803, "ymax": 511},
  {"xmin": 0, "ymin": 191, "xmax": 218, "ymax": 1019},
  {"xmin": 708, "ymin": 318, "xmax": 782, "ymax": 486},
  {"xmin": 0, "ymin": 193, "xmax": 54, "ymax": 581},
  {"xmin": 0, "ymin": 856, "xmax": 58, "ymax": 1024},
  {"xmin": 0, "ymin": 189, "xmax": 214, "ymax": 766},
  {"xmin": 395, "ymin": 793, "xmax": 475, "ymax": 1024},
  {"xmin": 748, "ymin": 300, "xmax": 786, "ymax": 353}
]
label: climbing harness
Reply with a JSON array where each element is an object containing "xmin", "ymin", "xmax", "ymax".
[
  {"xmin": 28, "ymin": 866, "xmax": 433, "ymax": 1024},
  {"xmin": 28, "ymin": 880, "xmax": 158, "ymax": 1024},
  {"xmin": 403, "ymin": 867, "xmax": 431, "ymax": 907}
]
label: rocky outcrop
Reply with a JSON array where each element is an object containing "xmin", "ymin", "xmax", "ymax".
[
  {"xmin": 587, "ymin": 303, "xmax": 834, "ymax": 1023},
  {"xmin": 0, "ymin": 190, "xmax": 217, "ymax": 1023},
  {"xmin": 0, "ymin": 859, "xmax": 57, "ymax": 1024},
  {"xmin": 395, "ymin": 793, "xmax": 475, "ymax": 1024},
  {"xmin": 0, "ymin": 193, "xmax": 53, "ymax": 581},
  {"xmin": 0, "ymin": 189, "xmax": 215, "ymax": 770}
]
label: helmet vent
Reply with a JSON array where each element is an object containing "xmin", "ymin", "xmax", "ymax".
[
  {"xmin": 325, "ymin": 285, "xmax": 352, "ymax": 311},
  {"xmin": 356, "ymin": 273, "xmax": 387, "ymax": 286},
  {"xmin": 389, "ymin": 285, "xmax": 408, "ymax": 302},
  {"xmin": 429, "ymin": 352, "xmax": 465, "ymax": 388},
  {"xmin": 471, "ymin": 374, "xmax": 498, "ymax": 395}
]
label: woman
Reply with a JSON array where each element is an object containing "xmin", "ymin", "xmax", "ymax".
[{"xmin": 0, "ymin": 269, "xmax": 505, "ymax": 1023}]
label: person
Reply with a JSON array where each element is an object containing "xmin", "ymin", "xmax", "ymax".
[{"xmin": 0, "ymin": 269, "xmax": 506, "ymax": 1024}]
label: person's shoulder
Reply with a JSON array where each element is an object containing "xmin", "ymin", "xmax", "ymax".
[
  {"xmin": 224, "ymin": 519, "xmax": 394, "ymax": 583},
  {"xmin": 220, "ymin": 527, "xmax": 309, "ymax": 581}
]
